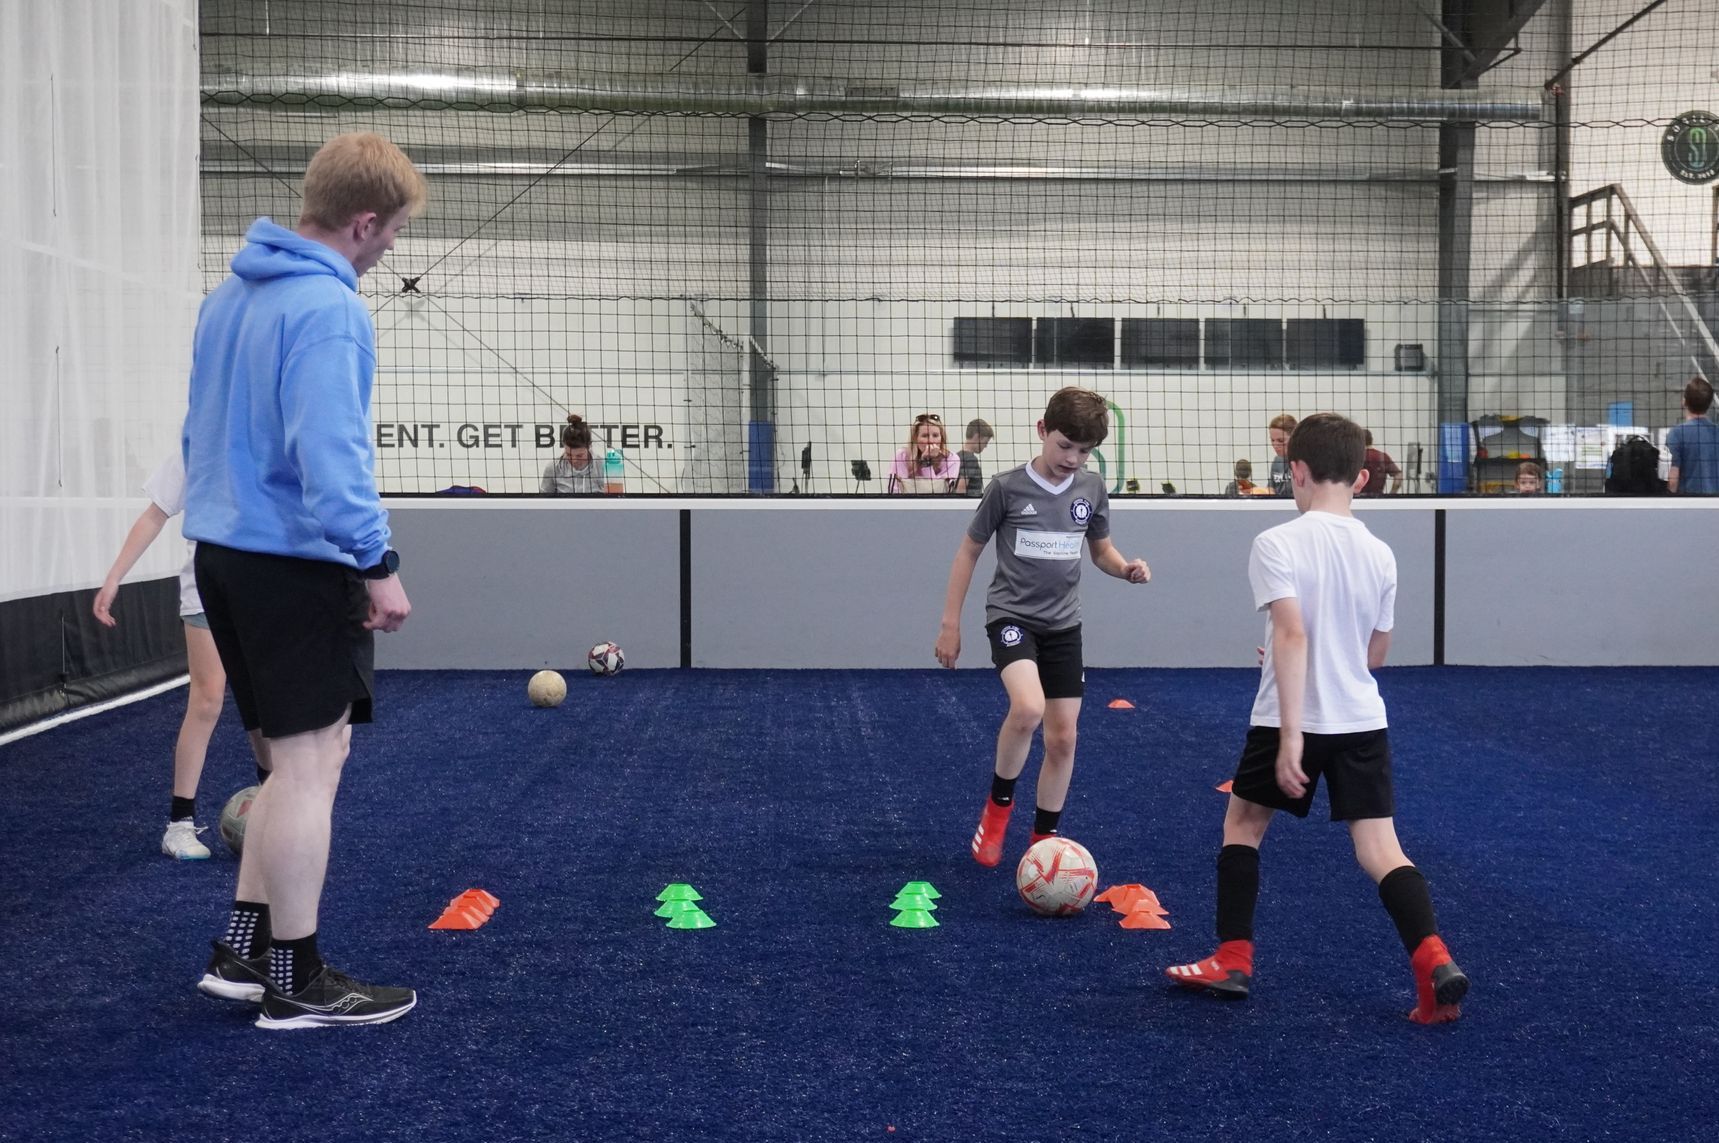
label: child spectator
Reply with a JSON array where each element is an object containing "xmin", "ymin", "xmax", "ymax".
[
  {"xmin": 1513, "ymin": 461, "xmax": 1542, "ymax": 495},
  {"xmin": 1223, "ymin": 458, "xmax": 1256, "ymax": 497},
  {"xmin": 1267, "ymin": 413, "xmax": 1297, "ymax": 495}
]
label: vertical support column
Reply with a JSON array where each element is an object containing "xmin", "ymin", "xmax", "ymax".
[
  {"xmin": 745, "ymin": 0, "xmax": 776, "ymax": 493},
  {"xmin": 1435, "ymin": 1, "xmax": 1476, "ymax": 493}
]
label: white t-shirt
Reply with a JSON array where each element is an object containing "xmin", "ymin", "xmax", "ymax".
[
  {"xmin": 1248, "ymin": 510, "xmax": 1395, "ymax": 733},
  {"xmin": 141, "ymin": 451, "xmax": 202, "ymax": 618}
]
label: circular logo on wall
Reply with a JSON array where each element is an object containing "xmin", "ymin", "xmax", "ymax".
[
  {"xmin": 1070, "ymin": 498, "xmax": 1093, "ymax": 525},
  {"xmin": 1661, "ymin": 111, "xmax": 1719, "ymax": 184}
]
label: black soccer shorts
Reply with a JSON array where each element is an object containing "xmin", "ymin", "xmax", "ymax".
[
  {"xmin": 986, "ymin": 618, "xmax": 1084, "ymax": 700},
  {"xmin": 195, "ymin": 542, "xmax": 375, "ymax": 739},
  {"xmin": 1229, "ymin": 726, "xmax": 1395, "ymax": 822}
]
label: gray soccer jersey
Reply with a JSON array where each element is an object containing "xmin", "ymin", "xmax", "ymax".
[{"xmin": 967, "ymin": 463, "xmax": 1110, "ymax": 630}]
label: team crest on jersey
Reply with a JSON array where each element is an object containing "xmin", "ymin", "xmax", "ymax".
[
  {"xmin": 999, "ymin": 624, "xmax": 1024, "ymax": 647},
  {"xmin": 1070, "ymin": 497, "xmax": 1093, "ymax": 525}
]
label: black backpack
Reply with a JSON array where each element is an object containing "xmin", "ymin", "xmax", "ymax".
[{"xmin": 1605, "ymin": 435, "xmax": 1667, "ymax": 494}]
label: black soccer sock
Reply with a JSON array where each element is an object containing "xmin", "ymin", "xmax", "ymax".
[
  {"xmin": 1377, "ymin": 865, "xmax": 1439, "ymax": 954},
  {"xmin": 1215, "ymin": 844, "xmax": 1261, "ymax": 943},
  {"xmin": 170, "ymin": 796, "xmax": 196, "ymax": 823},
  {"xmin": 989, "ymin": 775, "xmax": 1018, "ymax": 807},
  {"xmin": 1032, "ymin": 807, "xmax": 1062, "ymax": 836},
  {"xmin": 224, "ymin": 900, "xmax": 271, "ymax": 960},
  {"xmin": 269, "ymin": 933, "xmax": 323, "ymax": 995}
]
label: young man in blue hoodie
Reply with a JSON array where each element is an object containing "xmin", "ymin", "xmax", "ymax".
[{"xmin": 184, "ymin": 133, "xmax": 427, "ymax": 1029}]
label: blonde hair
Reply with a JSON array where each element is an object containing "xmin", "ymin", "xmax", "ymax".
[
  {"xmin": 904, "ymin": 413, "xmax": 948, "ymax": 469},
  {"xmin": 299, "ymin": 133, "xmax": 429, "ymax": 231}
]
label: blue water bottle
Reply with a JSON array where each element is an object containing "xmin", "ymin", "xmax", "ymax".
[
  {"xmin": 1547, "ymin": 466, "xmax": 1563, "ymax": 495},
  {"xmin": 604, "ymin": 448, "xmax": 624, "ymax": 494}
]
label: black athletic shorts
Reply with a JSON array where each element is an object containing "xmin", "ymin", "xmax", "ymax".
[
  {"xmin": 1230, "ymin": 726, "xmax": 1394, "ymax": 822},
  {"xmin": 986, "ymin": 618, "xmax": 1084, "ymax": 700},
  {"xmin": 194, "ymin": 542, "xmax": 375, "ymax": 739}
]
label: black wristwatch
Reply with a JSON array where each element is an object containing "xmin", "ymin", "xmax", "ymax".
[{"xmin": 360, "ymin": 549, "xmax": 400, "ymax": 580}]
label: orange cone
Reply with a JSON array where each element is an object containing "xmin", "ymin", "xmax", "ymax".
[
  {"xmin": 1107, "ymin": 698, "xmax": 1135, "ymax": 710},
  {"xmin": 1119, "ymin": 909, "xmax": 1173, "ymax": 930},
  {"xmin": 429, "ymin": 907, "xmax": 484, "ymax": 931},
  {"xmin": 459, "ymin": 888, "xmax": 500, "ymax": 909},
  {"xmin": 1215, "ymin": 780, "xmax": 1233, "ymax": 793}
]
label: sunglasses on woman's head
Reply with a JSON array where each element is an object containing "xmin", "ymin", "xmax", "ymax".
[{"xmin": 915, "ymin": 413, "xmax": 942, "ymax": 424}]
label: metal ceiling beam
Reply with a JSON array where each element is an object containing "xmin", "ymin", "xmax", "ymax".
[{"xmin": 200, "ymin": 72, "xmax": 1546, "ymax": 122}]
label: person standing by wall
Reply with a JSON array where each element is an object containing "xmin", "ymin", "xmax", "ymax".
[
  {"xmin": 1667, "ymin": 376, "xmax": 1719, "ymax": 494},
  {"xmin": 184, "ymin": 133, "xmax": 428, "ymax": 1029},
  {"xmin": 956, "ymin": 418, "xmax": 994, "ymax": 496},
  {"xmin": 1267, "ymin": 414, "xmax": 1297, "ymax": 496}
]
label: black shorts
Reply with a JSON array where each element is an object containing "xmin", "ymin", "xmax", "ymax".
[
  {"xmin": 1230, "ymin": 726, "xmax": 1394, "ymax": 822},
  {"xmin": 986, "ymin": 618, "xmax": 1084, "ymax": 700},
  {"xmin": 194, "ymin": 542, "xmax": 375, "ymax": 739}
]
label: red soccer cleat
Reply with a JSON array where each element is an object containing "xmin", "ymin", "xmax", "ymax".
[
  {"xmin": 1408, "ymin": 935, "xmax": 1469, "ymax": 1024},
  {"xmin": 1165, "ymin": 940, "xmax": 1254, "ymax": 999},
  {"xmin": 970, "ymin": 800, "xmax": 1013, "ymax": 867},
  {"xmin": 1028, "ymin": 831, "xmax": 1057, "ymax": 846}
]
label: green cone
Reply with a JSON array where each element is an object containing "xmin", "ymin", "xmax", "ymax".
[
  {"xmin": 888, "ymin": 894, "xmax": 937, "ymax": 912},
  {"xmin": 666, "ymin": 908, "xmax": 716, "ymax": 929},
  {"xmin": 654, "ymin": 899, "xmax": 701, "ymax": 918},
  {"xmin": 655, "ymin": 883, "xmax": 703, "ymax": 902},
  {"xmin": 890, "ymin": 909, "xmax": 940, "ymax": 929},
  {"xmin": 899, "ymin": 881, "xmax": 941, "ymax": 900}
]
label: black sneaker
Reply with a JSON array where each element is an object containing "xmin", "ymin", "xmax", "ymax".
[
  {"xmin": 197, "ymin": 940, "xmax": 270, "ymax": 1002},
  {"xmin": 255, "ymin": 965, "xmax": 416, "ymax": 1030}
]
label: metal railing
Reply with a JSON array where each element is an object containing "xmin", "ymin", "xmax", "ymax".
[{"xmin": 1568, "ymin": 183, "xmax": 1719, "ymax": 381}]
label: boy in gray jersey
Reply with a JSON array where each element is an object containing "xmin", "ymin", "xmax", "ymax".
[{"xmin": 935, "ymin": 388, "xmax": 1151, "ymax": 867}]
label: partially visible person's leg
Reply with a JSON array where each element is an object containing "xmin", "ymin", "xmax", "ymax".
[
  {"xmin": 161, "ymin": 622, "xmax": 224, "ymax": 860},
  {"xmin": 1348, "ymin": 818, "xmax": 1469, "ymax": 1024},
  {"xmin": 1033, "ymin": 697, "xmax": 1081, "ymax": 840},
  {"xmin": 972, "ymin": 657, "xmax": 1045, "ymax": 866}
]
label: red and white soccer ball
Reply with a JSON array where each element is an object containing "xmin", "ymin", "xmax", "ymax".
[
  {"xmin": 1015, "ymin": 836, "xmax": 1099, "ymax": 916},
  {"xmin": 587, "ymin": 641, "xmax": 625, "ymax": 676}
]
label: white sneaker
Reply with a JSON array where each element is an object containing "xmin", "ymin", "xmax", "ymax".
[{"xmin": 162, "ymin": 820, "xmax": 212, "ymax": 861}]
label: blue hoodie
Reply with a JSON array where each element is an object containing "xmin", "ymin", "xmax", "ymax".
[{"xmin": 182, "ymin": 218, "xmax": 389, "ymax": 569}]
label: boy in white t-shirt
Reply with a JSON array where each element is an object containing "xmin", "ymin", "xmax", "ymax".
[{"xmin": 1164, "ymin": 413, "xmax": 1469, "ymax": 1024}]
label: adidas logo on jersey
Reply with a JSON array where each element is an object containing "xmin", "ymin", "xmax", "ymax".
[{"xmin": 1020, "ymin": 503, "xmax": 1037, "ymax": 515}]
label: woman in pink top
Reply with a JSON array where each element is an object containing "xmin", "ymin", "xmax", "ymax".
[{"xmin": 888, "ymin": 412, "xmax": 961, "ymax": 493}]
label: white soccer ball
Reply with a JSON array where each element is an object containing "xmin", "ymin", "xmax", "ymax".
[
  {"xmin": 587, "ymin": 641, "xmax": 625, "ymax": 676},
  {"xmin": 1015, "ymin": 836, "xmax": 1099, "ymax": 917},
  {"xmin": 527, "ymin": 669, "xmax": 566, "ymax": 708}
]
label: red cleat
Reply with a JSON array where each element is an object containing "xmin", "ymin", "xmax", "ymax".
[
  {"xmin": 1408, "ymin": 935, "xmax": 1469, "ymax": 1024},
  {"xmin": 970, "ymin": 800, "xmax": 1013, "ymax": 867},
  {"xmin": 1028, "ymin": 830, "xmax": 1057, "ymax": 847},
  {"xmin": 1165, "ymin": 940, "xmax": 1254, "ymax": 999}
]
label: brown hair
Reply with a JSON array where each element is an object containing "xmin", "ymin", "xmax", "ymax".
[
  {"xmin": 299, "ymin": 133, "xmax": 429, "ymax": 231},
  {"xmin": 1042, "ymin": 387, "xmax": 1109, "ymax": 446},
  {"xmin": 1685, "ymin": 376, "xmax": 1714, "ymax": 416},
  {"xmin": 1286, "ymin": 412, "xmax": 1365, "ymax": 484},
  {"xmin": 560, "ymin": 414, "xmax": 593, "ymax": 451},
  {"xmin": 1516, "ymin": 460, "xmax": 1541, "ymax": 479},
  {"xmin": 965, "ymin": 418, "xmax": 994, "ymax": 443},
  {"xmin": 1234, "ymin": 457, "xmax": 1253, "ymax": 480},
  {"xmin": 1268, "ymin": 413, "xmax": 1298, "ymax": 435}
]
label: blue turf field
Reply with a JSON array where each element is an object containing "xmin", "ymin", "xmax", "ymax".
[{"xmin": 2, "ymin": 666, "xmax": 1715, "ymax": 1141}]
